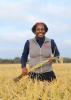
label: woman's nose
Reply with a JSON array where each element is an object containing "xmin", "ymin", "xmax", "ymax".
[{"xmin": 39, "ymin": 29, "xmax": 42, "ymax": 33}]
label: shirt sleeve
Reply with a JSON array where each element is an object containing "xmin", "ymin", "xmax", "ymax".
[
  {"xmin": 51, "ymin": 39, "xmax": 60, "ymax": 57},
  {"xmin": 21, "ymin": 40, "xmax": 29, "ymax": 68}
]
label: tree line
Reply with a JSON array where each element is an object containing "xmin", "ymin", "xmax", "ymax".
[
  {"xmin": 0, "ymin": 57, "xmax": 71, "ymax": 64},
  {"xmin": 0, "ymin": 57, "xmax": 21, "ymax": 64}
]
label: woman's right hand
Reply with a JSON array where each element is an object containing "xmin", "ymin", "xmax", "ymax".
[{"xmin": 22, "ymin": 67, "xmax": 28, "ymax": 75}]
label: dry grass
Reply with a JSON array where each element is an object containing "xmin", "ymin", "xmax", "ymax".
[{"xmin": 0, "ymin": 63, "xmax": 71, "ymax": 100}]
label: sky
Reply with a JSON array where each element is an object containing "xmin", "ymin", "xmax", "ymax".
[{"xmin": 0, "ymin": 0, "xmax": 71, "ymax": 59}]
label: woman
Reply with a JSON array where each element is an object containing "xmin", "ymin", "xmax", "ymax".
[{"xmin": 21, "ymin": 22, "xmax": 60, "ymax": 82}]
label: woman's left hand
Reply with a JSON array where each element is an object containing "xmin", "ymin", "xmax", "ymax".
[{"xmin": 48, "ymin": 57, "xmax": 53, "ymax": 63}]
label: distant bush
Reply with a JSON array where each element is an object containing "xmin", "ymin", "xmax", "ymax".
[
  {"xmin": 0, "ymin": 57, "xmax": 20, "ymax": 64},
  {"xmin": 63, "ymin": 57, "xmax": 71, "ymax": 63}
]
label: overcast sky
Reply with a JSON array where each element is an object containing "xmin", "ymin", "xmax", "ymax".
[{"xmin": 0, "ymin": 0, "xmax": 71, "ymax": 59}]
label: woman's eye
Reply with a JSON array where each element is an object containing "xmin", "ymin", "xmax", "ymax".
[{"xmin": 36, "ymin": 28, "xmax": 44, "ymax": 31}]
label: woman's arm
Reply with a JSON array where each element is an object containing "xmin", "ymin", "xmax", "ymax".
[
  {"xmin": 51, "ymin": 39, "xmax": 60, "ymax": 57},
  {"xmin": 21, "ymin": 40, "xmax": 29, "ymax": 68}
]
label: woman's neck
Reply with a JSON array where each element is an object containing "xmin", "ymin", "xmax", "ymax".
[
  {"xmin": 35, "ymin": 36, "xmax": 45, "ymax": 40},
  {"xmin": 35, "ymin": 36, "xmax": 45, "ymax": 47}
]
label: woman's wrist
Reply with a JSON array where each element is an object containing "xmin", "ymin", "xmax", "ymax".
[{"xmin": 22, "ymin": 67, "xmax": 28, "ymax": 75}]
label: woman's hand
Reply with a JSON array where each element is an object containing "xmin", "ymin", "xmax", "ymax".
[
  {"xmin": 22, "ymin": 67, "xmax": 28, "ymax": 76},
  {"xmin": 48, "ymin": 57, "xmax": 54, "ymax": 63}
]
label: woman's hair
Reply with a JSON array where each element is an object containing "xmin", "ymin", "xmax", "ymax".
[{"xmin": 32, "ymin": 22, "xmax": 48, "ymax": 33}]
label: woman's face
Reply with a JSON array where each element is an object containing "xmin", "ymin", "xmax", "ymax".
[{"xmin": 35, "ymin": 23, "xmax": 46, "ymax": 38}]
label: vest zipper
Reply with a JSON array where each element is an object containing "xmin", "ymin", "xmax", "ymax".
[{"xmin": 40, "ymin": 48, "xmax": 42, "ymax": 73}]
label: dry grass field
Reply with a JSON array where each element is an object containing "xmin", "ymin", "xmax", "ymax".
[{"xmin": 0, "ymin": 63, "xmax": 71, "ymax": 100}]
